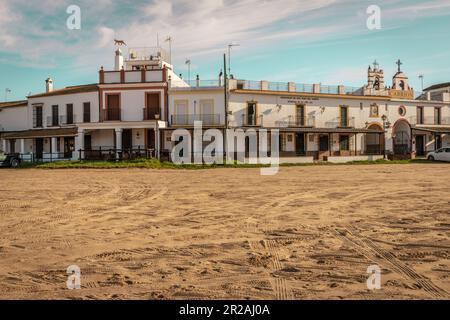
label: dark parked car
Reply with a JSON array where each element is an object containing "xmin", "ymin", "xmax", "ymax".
[{"xmin": 0, "ymin": 151, "xmax": 21, "ymax": 168}]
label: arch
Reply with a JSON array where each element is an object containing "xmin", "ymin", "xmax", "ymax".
[
  {"xmin": 392, "ymin": 119, "xmax": 411, "ymax": 155},
  {"xmin": 366, "ymin": 123, "xmax": 384, "ymax": 155}
]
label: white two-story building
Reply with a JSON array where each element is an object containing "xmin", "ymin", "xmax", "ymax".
[{"xmin": 1, "ymin": 48, "xmax": 449, "ymax": 164}]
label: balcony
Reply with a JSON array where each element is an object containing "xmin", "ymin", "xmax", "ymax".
[
  {"xmin": 170, "ymin": 79, "xmax": 224, "ymax": 89},
  {"xmin": 171, "ymin": 114, "xmax": 221, "ymax": 126},
  {"xmin": 325, "ymin": 117, "xmax": 355, "ymax": 128},
  {"xmin": 143, "ymin": 108, "xmax": 161, "ymax": 121},
  {"xmin": 409, "ymin": 116, "xmax": 450, "ymax": 125},
  {"xmin": 241, "ymin": 114, "xmax": 263, "ymax": 127},
  {"xmin": 275, "ymin": 116, "xmax": 316, "ymax": 128},
  {"xmin": 102, "ymin": 108, "xmax": 121, "ymax": 121},
  {"xmin": 46, "ymin": 115, "xmax": 77, "ymax": 127}
]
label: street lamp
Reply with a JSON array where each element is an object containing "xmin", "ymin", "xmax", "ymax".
[
  {"xmin": 227, "ymin": 42, "xmax": 240, "ymax": 77},
  {"xmin": 381, "ymin": 115, "xmax": 391, "ymax": 159},
  {"xmin": 418, "ymin": 74, "xmax": 424, "ymax": 93}
]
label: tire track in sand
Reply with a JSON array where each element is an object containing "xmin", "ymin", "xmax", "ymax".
[{"xmin": 335, "ymin": 225, "xmax": 448, "ymax": 299}]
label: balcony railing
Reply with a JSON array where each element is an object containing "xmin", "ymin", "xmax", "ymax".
[
  {"xmin": 409, "ymin": 116, "xmax": 450, "ymax": 125},
  {"xmin": 170, "ymin": 79, "xmax": 224, "ymax": 88},
  {"xmin": 325, "ymin": 117, "xmax": 355, "ymax": 128},
  {"xmin": 275, "ymin": 116, "xmax": 316, "ymax": 128},
  {"xmin": 46, "ymin": 115, "xmax": 77, "ymax": 127},
  {"xmin": 241, "ymin": 114, "xmax": 263, "ymax": 127},
  {"xmin": 102, "ymin": 108, "xmax": 121, "ymax": 121},
  {"xmin": 235, "ymin": 80, "xmax": 360, "ymax": 95},
  {"xmin": 143, "ymin": 108, "xmax": 161, "ymax": 121},
  {"xmin": 171, "ymin": 114, "xmax": 221, "ymax": 126}
]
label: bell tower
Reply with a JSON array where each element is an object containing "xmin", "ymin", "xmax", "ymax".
[{"xmin": 364, "ymin": 60, "xmax": 389, "ymax": 96}]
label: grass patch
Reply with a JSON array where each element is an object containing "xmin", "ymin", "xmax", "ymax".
[{"xmin": 26, "ymin": 157, "xmax": 438, "ymax": 170}]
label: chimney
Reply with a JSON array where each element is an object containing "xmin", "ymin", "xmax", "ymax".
[
  {"xmin": 115, "ymin": 48, "xmax": 124, "ymax": 71},
  {"xmin": 46, "ymin": 78, "xmax": 54, "ymax": 93}
]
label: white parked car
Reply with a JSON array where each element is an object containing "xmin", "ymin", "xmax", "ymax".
[{"xmin": 427, "ymin": 148, "xmax": 450, "ymax": 162}]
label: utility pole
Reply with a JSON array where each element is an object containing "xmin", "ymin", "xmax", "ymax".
[{"xmin": 224, "ymin": 53, "xmax": 228, "ymax": 162}]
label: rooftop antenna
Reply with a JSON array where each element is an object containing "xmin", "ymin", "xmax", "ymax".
[
  {"xmin": 165, "ymin": 36, "xmax": 172, "ymax": 64},
  {"xmin": 228, "ymin": 42, "xmax": 240, "ymax": 77}
]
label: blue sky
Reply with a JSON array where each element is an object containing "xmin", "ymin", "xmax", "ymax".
[{"xmin": 1, "ymin": 0, "xmax": 450, "ymax": 101}]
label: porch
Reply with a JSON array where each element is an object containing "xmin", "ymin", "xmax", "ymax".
[
  {"xmin": 277, "ymin": 127, "xmax": 385, "ymax": 162},
  {"xmin": 0, "ymin": 128, "xmax": 77, "ymax": 163},
  {"xmin": 75, "ymin": 122, "xmax": 162, "ymax": 161}
]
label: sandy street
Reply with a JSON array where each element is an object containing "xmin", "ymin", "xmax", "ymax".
[{"xmin": 0, "ymin": 164, "xmax": 449, "ymax": 300}]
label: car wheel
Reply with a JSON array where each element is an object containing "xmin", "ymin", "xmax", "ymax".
[
  {"xmin": 10, "ymin": 159, "xmax": 20, "ymax": 168},
  {"xmin": 428, "ymin": 156, "xmax": 435, "ymax": 162}
]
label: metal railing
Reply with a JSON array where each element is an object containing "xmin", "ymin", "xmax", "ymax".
[
  {"xmin": 171, "ymin": 114, "xmax": 221, "ymax": 126},
  {"xmin": 102, "ymin": 108, "xmax": 121, "ymax": 121},
  {"xmin": 241, "ymin": 114, "xmax": 263, "ymax": 126},
  {"xmin": 325, "ymin": 117, "xmax": 355, "ymax": 128},
  {"xmin": 170, "ymin": 79, "xmax": 224, "ymax": 88},
  {"xmin": 409, "ymin": 116, "xmax": 450, "ymax": 125},
  {"xmin": 143, "ymin": 108, "xmax": 161, "ymax": 121},
  {"xmin": 128, "ymin": 47, "xmax": 170, "ymax": 63},
  {"xmin": 20, "ymin": 152, "xmax": 72, "ymax": 163},
  {"xmin": 235, "ymin": 80, "xmax": 360, "ymax": 95},
  {"xmin": 46, "ymin": 115, "xmax": 77, "ymax": 127},
  {"xmin": 275, "ymin": 116, "xmax": 316, "ymax": 128},
  {"xmin": 79, "ymin": 147, "xmax": 155, "ymax": 161}
]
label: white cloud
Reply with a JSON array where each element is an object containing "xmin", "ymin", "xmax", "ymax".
[{"xmin": 97, "ymin": 26, "xmax": 116, "ymax": 48}]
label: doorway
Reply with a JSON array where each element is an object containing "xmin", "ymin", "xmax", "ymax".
[
  {"xmin": 146, "ymin": 129, "xmax": 156, "ymax": 150},
  {"xmin": 295, "ymin": 133, "xmax": 306, "ymax": 155},
  {"xmin": 122, "ymin": 129, "xmax": 133, "ymax": 150},
  {"xmin": 415, "ymin": 135, "xmax": 425, "ymax": 156},
  {"xmin": 145, "ymin": 93, "xmax": 161, "ymax": 120},
  {"xmin": 64, "ymin": 137, "xmax": 75, "ymax": 159},
  {"xmin": 35, "ymin": 138, "xmax": 44, "ymax": 160}
]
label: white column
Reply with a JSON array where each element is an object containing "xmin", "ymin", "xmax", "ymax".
[
  {"xmin": 1, "ymin": 139, "xmax": 6, "ymax": 153},
  {"xmin": 115, "ymin": 128, "xmax": 123, "ymax": 160},
  {"xmin": 74, "ymin": 129, "xmax": 85, "ymax": 160},
  {"xmin": 20, "ymin": 139, "xmax": 25, "ymax": 154},
  {"xmin": 51, "ymin": 137, "xmax": 57, "ymax": 158}
]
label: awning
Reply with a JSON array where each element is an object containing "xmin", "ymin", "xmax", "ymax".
[
  {"xmin": 412, "ymin": 126, "xmax": 450, "ymax": 134},
  {"xmin": 1, "ymin": 128, "xmax": 77, "ymax": 139}
]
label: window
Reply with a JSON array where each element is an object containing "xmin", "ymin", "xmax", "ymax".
[
  {"xmin": 106, "ymin": 94, "xmax": 120, "ymax": 121},
  {"xmin": 66, "ymin": 104, "xmax": 74, "ymax": 124},
  {"xmin": 247, "ymin": 102, "xmax": 257, "ymax": 126},
  {"xmin": 52, "ymin": 105, "xmax": 59, "ymax": 126},
  {"xmin": 200, "ymin": 100, "xmax": 215, "ymax": 125},
  {"xmin": 296, "ymin": 105, "xmax": 305, "ymax": 126},
  {"xmin": 340, "ymin": 106, "xmax": 349, "ymax": 127},
  {"xmin": 174, "ymin": 100, "xmax": 188, "ymax": 125},
  {"xmin": 9, "ymin": 140, "xmax": 16, "ymax": 153},
  {"xmin": 33, "ymin": 105, "xmax": 43, "ymax": 128},
  {"xmin": 83, "ymin": 103, "xmax": 91, "ymax": 123},
  {"xmin": 398, "ymin": 106, "xmax": 406, "ymax": 116},
  {"xmin": 434, "ymin": 107, "xmax": 441, "ymax": 125},
  {"xmin": 417, "ymin": 106, "xmax": 424, "ymax": 124},
  {"xmin": 339, "ymin": 135, "xmax": 350, "ymax": 151}
]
